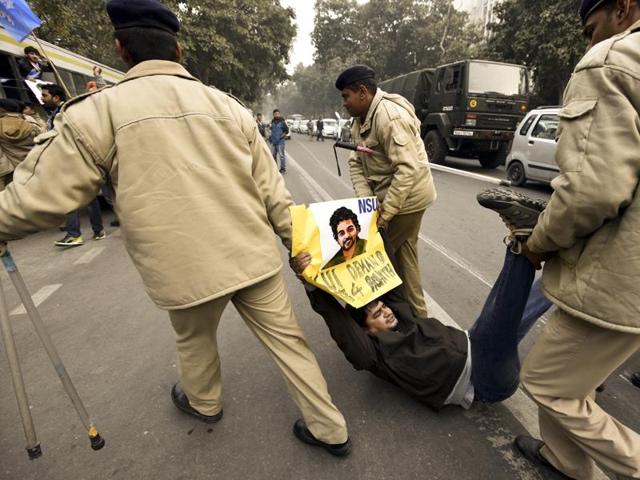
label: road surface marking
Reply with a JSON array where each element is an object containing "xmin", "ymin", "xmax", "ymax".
[
  {"xmin": 10, "ymin": 284, "xmax": 62, "ymax": 316},
  {"xmin": 288, "ymin": 151, "xmax": 607, "ymax": 480},
  {"xmin": 73, "ymin": 246, "xmax": 106, "ymax": 265}
]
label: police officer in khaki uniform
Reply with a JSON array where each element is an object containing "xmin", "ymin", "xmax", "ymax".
[
  {"xmin": 336, "ymin": 65, "xmax": 436, "ymax": 320},
  {"xmin": 0, "ymin": 98, "xmax": 42, "ymax": 190},
  {"xmin": 0, "ymin": 0, "xmax": 349, "ymax": 456},
  {"xmin": 514, "ymin": 1, "xmax": 640, "ymax": 478}
]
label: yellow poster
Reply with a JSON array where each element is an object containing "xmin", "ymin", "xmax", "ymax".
[{"xmin": 291, "ymin": 197, "xmax": 403, "ymax": 308}]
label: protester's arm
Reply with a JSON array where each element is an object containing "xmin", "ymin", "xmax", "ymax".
[
  {"xmin": 528, "ymin": 67, "xmax": 640, "ymax": 254},
  {"xmin": 235, "ymin": 106, "xmax": 293, "ymax": 250},
  {"xmin": 348, "ymin": 151, "xmax": 374, "ymax": 197},
  {"xmin": 0, "ymin": 112, "xmax": 105, "ymax": 241},
  {"xmin": 306, "ymin": 288, "xmax": 378, "ymax": 370},
  {"xmin": 378, "ymin": 117, "xmax": 421, "ymax": 223}
]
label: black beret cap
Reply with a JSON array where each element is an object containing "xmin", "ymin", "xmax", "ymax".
[
  {"xmin": 0, "ymin": 98, "xmax": 21, "ymax": 113},
  {"xmin": 579, "ymin": 0, "xmax": 608, "ymax": 24},
  {"xmin": 335, "ymin": 65, "xmax": 376, "ymax": 90},
  {"xmin": 106, "ymin": 0, "xmax": 180, "ymax": 34}
]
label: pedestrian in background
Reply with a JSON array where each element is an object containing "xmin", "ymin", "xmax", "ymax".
[
  {"xmin": 515, "ymin": 1, "xmax": 640, "ymax": 478},
  {"xmin": 0, "ymin": 0, "xmax": 349, "ymax": 457},
  {"xmin": 335, "ymin": 65, "xmax": 436, "ymax": 320},
  {"xmin": 256, "ymin": 112, "xmax": 266, "ymax": 139},
  {"xmin": 316, "ymin": 118, "xmax": 324, "ymax": 141},
  {"xmin": 269, "ymin": 108, "xmax": 288, "ymax": 173}
]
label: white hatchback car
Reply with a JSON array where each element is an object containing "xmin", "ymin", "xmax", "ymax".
[{"xmin": 506, "ymin": 107, "xmax": 561, "ymax": 186}]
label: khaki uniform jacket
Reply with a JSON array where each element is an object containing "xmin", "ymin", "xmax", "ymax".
[
  {"xmin": 349, "ymin": 89, "xmax": 437, "ymax": 223},
  {"xmin": 0, "ymin": 60, "xmax": 293, "ymax": 310},
  {"xmin": 528, "ymin": 21, "xmax": 640, "ymax": 334},
  {"xmin": 0, "ymin": 113, "xmax": 41, "ymax": 176}
]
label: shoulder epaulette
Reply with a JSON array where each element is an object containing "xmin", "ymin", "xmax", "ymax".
[{"xmin": 60, "ymin": 84, "xmax": 114, "ymax": 111}]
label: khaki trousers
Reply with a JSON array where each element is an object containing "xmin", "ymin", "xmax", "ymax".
[
  {"xmin": 387, "ymin": 209, "xmax": 428, "ymax": 319},
  {"xmin": 521, "ymin": 308, "xmax": 640, "ymax": 479},
  {"xmin": 168, "ymin": 272, "xmax": 348, "ymax": 444}
]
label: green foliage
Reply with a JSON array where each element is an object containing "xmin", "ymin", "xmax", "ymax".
[
  {"xmin": 262, "ymin": 0, "xmax": 485, "ymax": 118},
  {"xmin": 484, "ymin": 0, "xmax": 584, "ymax": 105},
  {"xmin": 313, "ymin": 0, "xmax": 484, "ymax": 78},
  {"xmin": 28, "ymin": 0, "xmax": 295, "ymax": 103}
]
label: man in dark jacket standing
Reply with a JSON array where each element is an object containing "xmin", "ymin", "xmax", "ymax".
[
  {"xmin": 316, "ymin": 118, "xmax": 324, "ymax": 142},
  {"xmin": 269, "ymin": 109, "xmax": 288, "ymax": 173}
]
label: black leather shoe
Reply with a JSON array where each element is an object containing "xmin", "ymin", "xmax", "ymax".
[
  {"xmin": 631, "ymin": 371, "xmax": 640, "ymax": 389},
  {"xmin": 515, "ymin": 436, "xmax": 572, "ymax": 479},
  {"xmin": 170, "ymin": 384, "xmax": 223, "ymax": 423},
  {"xmin": 293, "ymin": 419, "xmax": 351, "ymax": 457}
]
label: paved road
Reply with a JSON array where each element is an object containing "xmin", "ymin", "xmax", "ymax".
[{"xmin": 0, "ymin": 134, "xmax": 637, "ymax": 480}]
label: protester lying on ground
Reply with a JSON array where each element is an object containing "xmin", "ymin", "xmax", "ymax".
[{"xmin": 291, "ymin": 189, "xmax": 552, "ymax": 409}]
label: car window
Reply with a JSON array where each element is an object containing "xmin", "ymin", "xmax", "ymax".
[
  {"xmin": 519, "ymin": 115, "xmax": 537, "ymax": 136},
  {"xmin": 531, "ymin": 114, "xmax": 559, "ymax": 140}
]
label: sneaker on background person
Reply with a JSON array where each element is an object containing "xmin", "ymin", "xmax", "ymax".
[{"xmin": 54, "ymin": 234, "xmax": 84, "ymax": 247}]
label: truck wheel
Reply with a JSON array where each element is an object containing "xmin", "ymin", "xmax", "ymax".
[
  {"xmin": 424, "ymin": 130, "xmax": 446, "ymax": 164},
  {"xmin": 506, "ymin": 160, "xmax": 527, "ymax": 186},
  {"xmin": 478, "ymin": 149, "xmax": 506, "ymax": 169}
]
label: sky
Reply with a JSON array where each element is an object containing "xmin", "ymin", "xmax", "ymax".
[{"xmin": 281, "ymin": 0, "xmax": 368, "ymax": 73}]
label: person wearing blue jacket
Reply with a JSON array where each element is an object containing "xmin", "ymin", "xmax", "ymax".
[{"xmin": 269, "ymin": 109, "xmax": 289, "ymax": 173}]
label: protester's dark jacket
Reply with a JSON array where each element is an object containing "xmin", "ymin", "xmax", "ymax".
[
  {"xmin": 269, "ymin": 118, "xmax": 288, "ymax": 144},
  {"xmin": 306, "ymin": 285, "xmax": 468, "ymax": 410},
  {"xmin": 17, "ymin": 57, "xmax": 51, "ymax": 79}
]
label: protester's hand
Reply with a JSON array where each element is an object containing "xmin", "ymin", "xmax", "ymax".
[
  {"xmin": 520, "ymin": 243, "xmax": 551, "ymax": 270},
  {"xmin": 377, "ymin": 204, "xmax": 389, "ymax": 230},
  {"xmin": 290, "ymin": 252, "xmax": 312, "ymax": 276}
]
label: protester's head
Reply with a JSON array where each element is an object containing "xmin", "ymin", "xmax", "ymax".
[
  {"xmin": 350, "ymin": 300, "xmax": 398, "ymax": 333},
  {"xmin": 41, "ymin": 84, "xmax": 66, "ymax": 108},
  {"xmin": 581, "ymin": 0, "xmax": 640, "ymax": 48},
  {"xmin": 106, "ymin": 0, "xmax": 181, "ymax": 68},
  {"xmin": 329, "ymin": 207, "xmax": 361, "ymax": 254},
  {"xmin": 273, "ymin": 109, "xmax": 281, "ymax": 120},
  {"xmin": 0, "ymin": 98, "xmax": 21, "ymax": 114},
  {"xmin": 21, "ymin": 102, "xmax": 37, "ymax": 116},
  {"xmin": 23, "ymin": 46, "xmax": 40, "ymax": 63},
  {"xmin": 335, "ymin": 65, "xmax": 377, "ymax": 119},
  {"xmin": 86, "ymin": 81, "xmax": 98, "ymax": 92},
  {"xmin": 256, "ymin": 113, "xmax": 263, "ymax": 121},
  {"xmin": 93, "ymin": 66, "xmax": 103, "ymax": 76}
]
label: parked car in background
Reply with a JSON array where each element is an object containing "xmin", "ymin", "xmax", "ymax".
[
  {"xmin": 292, "ymin": 119, "xmax": 301, "ymax": 133},
  {"xmin": 299, "ymin": 119, "xmax": 309, "ymax": 134},
  {"xmin": 340, "ymin": 118, "xmax": 353, "ymax": 142},
  {"xmin": 505, "ymin": 107, "xmax": 560, "ymax": 186},
  {"xmin": 322, "ymin": 118, "xmax": 339, "ymax": 138}
]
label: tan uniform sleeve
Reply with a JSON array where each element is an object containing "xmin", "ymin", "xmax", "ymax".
[
  {"xmin": 348, "ymin": 151, "xmax": 374, "ymax": 197},
  {"xmin": 233, "ymin": 103, "xmax": 294, "ymax": 251},
  {"xmin": 528, "ymin": 67, "xmax": 640, "ymax": 253},
  {"xmin": 0, "ymin": 112, "xmax": 105, "ymax": 242},
  {"xmin": 379, "ymin": 117, "xmax": 421, "ymax": 222}
]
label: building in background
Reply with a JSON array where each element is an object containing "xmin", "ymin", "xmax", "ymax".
[{"xmin": 455, "ymin": 0, "xmax": 505, "ymax": 36}]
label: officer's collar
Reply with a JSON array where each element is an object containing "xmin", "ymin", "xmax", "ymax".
[
  {"xmin": 121, "ymin": 60, "xmax": 199, "ymax": 84},
  {"xmin": 359, "ymin": 88, "xmax": 385, "ymax": 134},
  {"xmin": 630, "ymin": 18, "xmax": 640, "ymax": 33}
]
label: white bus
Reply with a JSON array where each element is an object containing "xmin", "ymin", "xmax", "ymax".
[{"xmin": 0, "ymin": 26, "xmax": 124, "ymax": 106}]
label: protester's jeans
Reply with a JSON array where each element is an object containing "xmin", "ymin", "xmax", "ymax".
[
  {"xmin": 271, "ymin": 142, "xmax": 286, "ymax": 170},
  {"xmin": 468, "ymin": 248, "xmax": 553, "ymax": 403},
  {"xmin": 65, "ymin": 197, "xmax": 103, "ymax": 237}
]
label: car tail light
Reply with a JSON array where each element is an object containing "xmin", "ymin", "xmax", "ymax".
[{"xmin": 465, "ymin": 113, "xmax": 477, "ymax": 127}]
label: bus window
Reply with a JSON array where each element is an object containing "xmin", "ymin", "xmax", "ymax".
[{"xmin": 0, "ymin": 53, "xmax": 24, "ymax": 100}]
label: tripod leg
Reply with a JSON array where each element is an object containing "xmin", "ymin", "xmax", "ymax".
[
  {"xmin": 0, "ymin": 275, "xmax": 42, "ymax": 459},
  {"xmin": 1, "ymin": 252, "xmax": 105, "ymax": 451}
]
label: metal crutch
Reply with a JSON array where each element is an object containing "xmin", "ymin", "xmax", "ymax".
[
  {"xmin": 0, "ymin": 261, "xmax": 41, "ymax": 459},
  {"xmin": 0, "ymin": 247, "xmax": 105, "ymax": 458}
]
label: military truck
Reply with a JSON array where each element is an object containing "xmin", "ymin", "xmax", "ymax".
[{"xmin": 379, "ymin": 60, "xmax": 530, "ymax": 168}]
